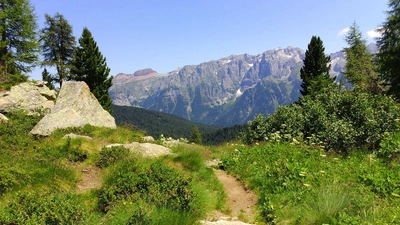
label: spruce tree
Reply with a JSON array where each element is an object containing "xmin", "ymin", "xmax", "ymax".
[
  {"xmin": 40, "ymin": 13, "xmax": 75, "ymax": 87},
  {"xmin": 189, "ymin": 125, "xmax": 202, "ymax": 144},
  {"xmin": 300, "ymin": 36, "xmax": 333, "ymax": 97},
  {"xmin": 70, "ymin": 27, "xmax": 113, "ymax": 113},
  {"xmin": 0, "ymin": 0, "xmax": 39, "ymax": 88},
  {"xmin": 344, "ymin": 22, "xmax": 383, "ymax": 94},
  {"xmin": 41, "ymin": 68, "xmax": 55, "ymax": 90},
  {"xmin": 377, "ymin": 0, "xmax": 400, "ymax": 99}
]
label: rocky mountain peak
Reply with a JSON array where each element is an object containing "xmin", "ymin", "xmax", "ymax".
[
  {"xmin": 110, "ymin": 46, "xmax": 345, "ymax": 126},
  {"xmin": 113, "ymin": 68, "xmax": 159, "ymax": 84}
]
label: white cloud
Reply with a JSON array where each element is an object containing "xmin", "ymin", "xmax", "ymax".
[
  {"xmin": 337, "ymin": 27, "xmax": 350, "ymax": 36},
  {"xmin": 367, "ymin": 27, "xmax": 382, "ymax": 39}
]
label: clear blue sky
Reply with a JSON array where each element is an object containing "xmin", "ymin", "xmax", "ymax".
[{"xmin": 29, "ymin": 0, "xmax": 389, "ymax": 80}]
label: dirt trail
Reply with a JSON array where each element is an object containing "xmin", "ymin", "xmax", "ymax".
[
  {"xmin": 77, "ymin": 166, "xmax": 102, "ymax": 193},
  {"xmin": 202, "ymin": 164, "xmax": 258, "ymax": 225}
]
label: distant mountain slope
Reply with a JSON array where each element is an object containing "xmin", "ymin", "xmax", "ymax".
[
  {"xmin": 111, "ymin": 104, "xmax": 220, "ymax": 140},
  {"xmin": 110, "ymin": 46, "xmax": 346, "ymax": 126}
]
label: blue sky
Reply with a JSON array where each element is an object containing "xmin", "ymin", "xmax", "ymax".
[{"xmin": 29, "ymin": 0, "xmax": 388, "ymax": 80}]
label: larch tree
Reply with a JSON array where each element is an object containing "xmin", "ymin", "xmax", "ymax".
[
  {"xmin": 300, "ymin": 36, "xmax": 333, "ymax": 97},
  {"xmin": 377, "ymin": 0, "xmax": 400, "ymax": 99},
  {"xmin": 343, "ymin": 22, "xmax": 384, "ymax": 94},
  {"xmin": 70, "ymin": 27, "xmax": 113, "ymax": 113},
  {"xmin": 0, "ymin": 0, "xmax": 39, "ymax": 89},
  {"xmin": 40, "ymin": 13, "xmax": 75, "ymax": 87},
  {"xmin": 189, "ymin": 125, "xmax": 202, "ymax": 144}
]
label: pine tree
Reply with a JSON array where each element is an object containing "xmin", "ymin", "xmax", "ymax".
[
  {"xmin": 300, "ymin": 36, "xmax": 333, "ymax": 97},
  {"xmin": 41, "ymin": 68, "xmax": 55, "ymax": 90},
  {"xmin": 70, "ymin": 27, "xmax": 113, "ymax": 113},
  {"xmin": 344, "ymin": 22, "xmax": 384, "ymax": 94},
  {"xmin": 377, "ymin": 0, "xmax": 400, "ymax": 99},
  {"xmin": 40, "ymin": 13, "xmax": 75, "ymax": 87},
  {"xmin": 189, "ymin": 125, "xmax": 202, "ymax": 144},
  {"xmin": 0, "ymin": 0, "xmax": 39, "ymax": 88}
]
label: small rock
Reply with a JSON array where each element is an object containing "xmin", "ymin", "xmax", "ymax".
[
  {"xmin": 62, "ymin": 133, "xmax": 93, "ymax": 140},
  {"xmin": 142, "ymin": 136, "xmax": 155, "ymax": 142},
  {"xmin": 0, "ymin": 113, "xmax": 8, "ymax": 123}
]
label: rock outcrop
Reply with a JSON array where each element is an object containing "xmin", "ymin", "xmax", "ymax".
[
  {"xmin": 30, "ymin": 81, "xmax": 116, "ymax": 136},
  {"xmin": 105, "ymin": 142, "xmax": 172, "ymax": 158},
  {"xmin": 0, "ymin": 81, "xmax": 56, "ymax": 114}
]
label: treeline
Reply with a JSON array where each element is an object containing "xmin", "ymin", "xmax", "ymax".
[
  {"xmin": 112, "ymin": 105, "xmax": 245, "ymax": 145},
  {"xmin": 0, "ymin": 0, "xmax": 112, "ymax": 112}
]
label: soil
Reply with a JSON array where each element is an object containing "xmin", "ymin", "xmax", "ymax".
[
  {"xmin": 202, "ymin": 162, "xmax": 258, "ymax": 225},
  {"xmin": 77, "ymin": 166, "xmax": 102, "ymax": 193}
]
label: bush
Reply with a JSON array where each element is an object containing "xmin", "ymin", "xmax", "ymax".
[
  {"xmin": 243, "ymin": 89, "xmax": 400, "ymax": 152},
  {"xmin": 96, "ymin": 145, "xmax": 131, "ymax": 168},
  {"xmin": 98, "ymin": 159, "xmax": 197, "ymax": 213},
  {"xmin": 0, "ymin": 191, "xmax": 87, "ymax": 224},
  {"xmin": 378, "ymin": 132, "xmax": 400, "ymax": 159}
]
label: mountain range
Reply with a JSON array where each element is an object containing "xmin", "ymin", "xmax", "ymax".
[{"xmin": 109, "ymin": 46, "xmax": 349, "ymax": 127}]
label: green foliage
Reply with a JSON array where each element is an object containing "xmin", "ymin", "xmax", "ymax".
[
  {"xmin": 243, "ymin": 89, "xmax": 400, "ymax": 152},
  {"xmin": 300, "ymin": 36, "xmax": 333, "ymax": 97},
  {"xmin": 40, "ymin": 13, "xmax": 76, "ymax": 87},
  {"xmin": 112, "ymin": 104, "xmax": 219, "ymax": 141},
  {"xmin": 42, "ymin": 68, "xmax": 55, "ymax": 89},
  {"xmin": 70, "ymin": 27, "xmax": 113, "ymax": 113},
  {"xmin": 220, "ymin": 142, "xmax": 400, "ymax": 224},
  {"xmin": 378, "ymin": 131, "xmax": 400, "ymax": 159},
  {"xmin": 377, "ymin": 0, "xmax": 400, "ymax": 99},
  {"xmin": 98, "ymin": 159, "xmax": 197, "ymax": 213},
  {"xmin": 242, "ymin": 114, "xmax": 269, "ymax": 144},
  {"xmin": 0, "ymin": 0, "xmax": 39, "ymax": 88},
  {"xmin": 0, "ymin": 191, "xmax": 87, "ymax": 224},
  {"xmin": 96, "ymin": 145, "xmax": 131, "ymax": 168},
  {"xmin": 301, "ymin": 185, "xmax": 352, "ymax": 224},
  {"xmin": 203, "ymin": 124, "xmax": 246, "ymax": 145},
  {"xmin": 189, "ymin": 125, "xmax": 202, "ymax": 144},
  {"xmin": 344, "ymin": 22, "xmax": 384, "ymax": 94},
  {"xmin": 59, "ymin": 137, "xmax": 88, "ymax": 162}
]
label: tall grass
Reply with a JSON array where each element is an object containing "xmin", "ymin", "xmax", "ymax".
[{"xmin": 220, "ymin": 142, "xmax": 400, "ymax": 224}]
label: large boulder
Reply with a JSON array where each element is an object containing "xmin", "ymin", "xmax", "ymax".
[
  {"xmin": 0, "ymin": 81, "xmax": 56, "ymax": 114},
  {"xmin": 30, "ymin": 81, "xmax": 116, "ymax": 136}
]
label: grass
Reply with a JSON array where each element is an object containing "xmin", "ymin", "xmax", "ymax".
[
  {"xmin": 219, "ymin": 142, "xmax": 400, "ymax": 224},
  {"xmin": 0, "ymin": 111, "xmax": 225, "ymax": 224},
  {"xmin": 4, "ymin": 109, "xmax": 400, "ymax": 224}
]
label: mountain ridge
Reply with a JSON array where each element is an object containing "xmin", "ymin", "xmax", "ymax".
[{"xmin": 109, "ymin": 46, "xmax": 347, "ymax": 126}]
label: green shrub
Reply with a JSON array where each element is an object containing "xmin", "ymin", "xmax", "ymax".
[
  {"xmin": 220, "ymin": 142, "xmax": 400, "ymax": 224},
  {"xmin": 96, "ymin": 145, "xmax": 131, "ymax": 168},
  {"xmin": 61, "ymin": 137, "xmax": 88, "ymax": 162},
  {"xmin": 0, "ymin": 191, "xmax": 87, "ymax": 224},
  {"xmin": 0, "ymin": 167, "xmax": 30, "ymax": 194},
  {"xmin": 378, "ymin": 132, "xmax": 400, "ymax": 159},
  {"xmin": 98, "ymin": 159, "xmax": 196, "ymax": 213},
  {"xmin": 243, "ymin": 90, "xmax": 400, "ymax": 152}
]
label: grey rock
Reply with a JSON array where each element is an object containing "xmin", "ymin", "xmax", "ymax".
[
  {"xmin": 30, "ymin": 81, "xmax": 116, "ymax": 136},
  {"xmin": 62, "ymin": 133, "xmax": 93, "ymax": 140},
  {"xmin": 105, "ymin": 142, "xmax": 171, "ymax": 158},
  {"xmin": 0, "ymin": 81, "xmax": 56, "ymax": 115},
  {"xmin": 0, "ymin": 113, "xmax": 8, "ymax": 123},
  {"xmin": 142, "ymin": 136, "xmax": 155, "ymax": 142}
]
